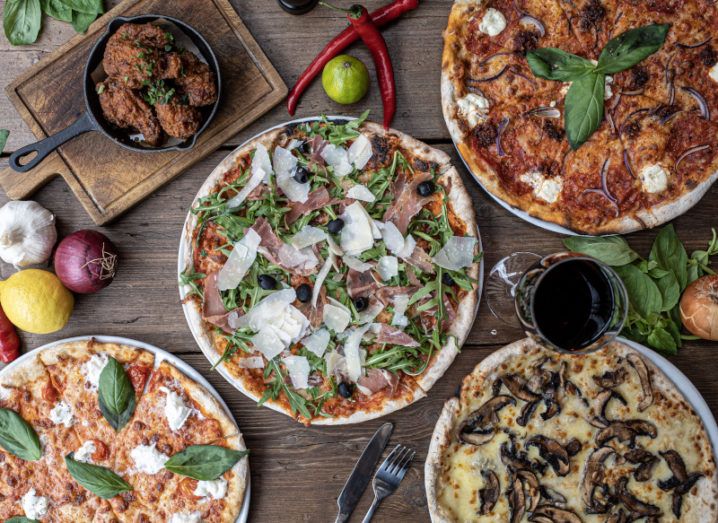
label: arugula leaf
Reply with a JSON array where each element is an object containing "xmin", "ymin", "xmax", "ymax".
[
  {"xmin": 97, "ymin": 357, "xmax": 136, "ymax": 431},
  {"xmin": 164, "ymin": 445, "xmax": 248, "ymax": 480},
  {"xmin": 40, "ymin": 0, "xmax": 71, "ymax": 21},
  {"xmin": 565, "ymin": 72, "xmax": 605, "ymax": 150},
  {"xmin": 0, "ymin": 130, "xmax": 9, "ymax": 154},
  {"xmin": 526, "ymin": 48, "xmax": 595, "ymax": 81},
  {"xmin": 0, "ymin": 408, "xmax": 42, "ymax": 461},
  {"xmin": 65, "ymin": 453, "xmax": 132, "ymax": 498},
  {"xmin": 614, "ymin": 264, "xmax": 662, "ymax": 317},
  {"xmin": 562, "ymin": 235, "xmax": 639, "ymax": 266},
  {"xmin": 649, "ymin": 224, "xmax": 688, "ymax": 289},
  {"xmin": 597, "ymin": 24, "xmax": 670, "ymax": 74},
  {"xmin": 3, "ymin": 0, "xmax": 42, "ymax": 45}
]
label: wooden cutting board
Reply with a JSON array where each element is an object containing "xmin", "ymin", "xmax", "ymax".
[{"xmin": 0, "ymin": 0, "xmax": 286, "ymax": 225}]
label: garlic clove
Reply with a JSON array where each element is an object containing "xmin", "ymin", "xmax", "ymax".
[{"xmin": 0, "ymin": 200, "xmax": 57, "ymax": 268}]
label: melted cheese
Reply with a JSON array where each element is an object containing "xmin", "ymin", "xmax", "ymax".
[
  {"xmin": 520, "ymin": 171, "xmax": 562, "ymax": 203},
  {"xmin": 74, "ymin": 440, "xmax": 96, "ymax": 463},
  {"xmin": 456, "ymin": 93, "xmax": 489, "ymax": 128},
  {"xmin": 49, "ymin": 401, "xmax": 73, "ymax": 427},
  {"xmin": 82, "ymin": 353, "xmax": 108, "ymax": 389},
  {"xmin": 22, "ymin": 488, "xmax": 48, "ymax": 520},
  {"xmin": 194, "ymin": 478, "xmax": 228, "ymax": 501},
  {"xmin": 640, "ymin": 164, "xmax": 669, "ymax": 194},
  {"xmin": 478, "ymin": 8, "xmax": 506, "ymax": 36},
  {"xmin": 709, "ymin": 63, "xmax": 718, "ymax": 83},
  {"xmin": 130, "ymin": 444, "xmax": 169, "ymax": 474}
]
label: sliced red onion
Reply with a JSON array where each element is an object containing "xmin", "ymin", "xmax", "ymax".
[
  {"xmin": 478, "ymin": 51, "xmax": 514, "ymax": 67},
  {"xmin": 664, "ymin": 59, "xmax": 676, "ymax": 105},
  {"xmin": 619, "ymin": 89, "xmax": 645, "ymax": 96},
  {"xmin": 496, "ymin": 117, "xmax": 510, "ymax": 157},
  {"xmin": 676, "ymin": 37, "xmax": 712, "ymax": 49},
  {"xmin": 582, "ymin": 189, "xmax": 620, "ymax": 217},
  {"xmin": 467, "ymin": 65, "xmax": 509, "ymax": 83},
  {"xmin": 519, "ymin": 15, "xmax": 546, "ymax": 37},
  {"xmin": 606, "ymin": 111, "xmax": 617, "ymax": 135},
  {"xmin": 623, "ymin": 150, "xmax": 636, "ymax": 179},
  {"xmin": 675, "ymin": 144, "xmax": 711, "ymax": 172},
  {"xmin": 619, "ymin": 108, "xmax": 650, "ymax": 135},
  {"xmin": 524, "ymin": 106, "xmax": 561, "ymax": 118},
  {"xmin": 581, "ymin": 158, "xmax": 619, "ymax": 216},
  {"xmin": 509, "ymin": 66, "xmax": 537, "ymax": 85},
  {"xmin": 658, "ymin": 108, "xmax": 682, "ymax": 125},
  {"xmin": 681, "ymin": 86, "xmax": 711, "ymax": 120}
]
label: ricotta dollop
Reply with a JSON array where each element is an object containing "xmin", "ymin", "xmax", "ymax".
[
  {"xmin": 49, "ymin": 401, "xmax": 74, "ymax": 428},
  {"xmin": 22, "ymin": 488, "xmax": 49, "ymax": 520},
  {"xmin": 82, "ymin": 353, "xmax": 109, "ymax": 389},
  {"xmin": 130, "ymin": 443, "xmax": 169, "ymax": 474},
  {"xmin": 639, "ymin": 164, "xmax": 669, "ymax": 194},
  {"xmin": 194, "ymin": 478, "xmax": 228, "ymax": 501},
  {"xmin": 478, "ymin": 8, "xmax": 506, "ymax": 36}
]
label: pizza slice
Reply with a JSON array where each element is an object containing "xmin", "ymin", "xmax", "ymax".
[{"xmin": 558, "ymin": 0, "xmax": 619, "ymax": 59}]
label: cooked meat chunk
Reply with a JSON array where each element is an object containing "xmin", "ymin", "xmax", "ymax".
[
  {"xmin": 175, "ymin": 52, "xmax": 218, "ymax": 107},
  {"xmin": 155, "ymin": 101, "xmax": 202, "ymax": 139},
  {"xmin": 97, "ymin": 79, "xmax": 163, "ymax": 146}
]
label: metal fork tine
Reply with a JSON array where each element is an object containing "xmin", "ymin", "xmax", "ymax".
[
  {"xmin": 379, "ymin": 444, "xmax": 402, "ymax": 472},
  {"xmin": 395, "ymin": 451, "xmax": 415, "ymax": 480},
  {"xmin": 387, "ymin": 446, "xmax": 409, "ymax": 475}
]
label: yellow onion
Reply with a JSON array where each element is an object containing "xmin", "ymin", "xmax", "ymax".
[{"xmin": 680, "ymin": 275, "xmax": 718, "ymax": 341}]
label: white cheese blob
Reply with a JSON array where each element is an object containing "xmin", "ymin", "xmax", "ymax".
[
  {"xmin": 343, "ymin": 325, "xmax": 372, "ymax": 382},
  {"xmin": 432, "ymin": 236, "xmax": 477, "ymax": 271},
  {"xmin": 312, "ymin": 253, "xmax": 335, "ymax": 308},
  {"xmin": 22, "ymin": 488, "xmax": 48, "ymax": 520},
  {"xmin": 321, "ymin": 144, "xmax": 353, "ymax": 176},
  {"xmin": 301, "ymin": 328, "xmax": 330, "ymax": 357},
  {"xmin": 49, "ymin": 400, "xmax": 73, "ymax": 428},
  {"xmin": 253, "ymin": 143, "xmax": 273, "ymax": 181},
  {"xmin": 282, "ymin": 355, "xmax": 310, "ymax": 389},
  {"xmin": 520, "ymin": 171, "xmax": 563, "ymax": 203},
  {"xmin": 377, "ymin": 221, "xmax": 405, "ymax": 255},
  {"xmin": 274, "ymin": 146, "xmax": 310, "ymax": 203},
  {"xmin": 323, "ymin": 303, "xmax": 352, "ymax": 333},
  {"xmin": 377, "ymin": 256, "xmax": 398, "ymax": 281},
  {"xmin": 250, "ymin": 329, "xmax": 285, "ymax": 361},
  {"xmin": 169, "ymin": 512, "xmax": 202, "ymax": 523},
  {"xmin": 347, "ymin": 134, "xmax": 373, "ymax": 170},
  {"xmin": 346, "ymin": 184, "xmax": 376, "ymax": 203},
  {"xmin": 325, "ymin": 350, "xmax": 346, "ymax": 377},
  {"xmin": 357, "ymin": 299, "xmax": 385, "ymax": 325},
  {"xmin": 217, "ymin": 229, "xmax": 261, "ymax": 291},
  {"xmin": 227, "ymin": 144, "xmax": 272, "ymax": 208},
  {"xmin": 639, "ymin": 164, "xmax": 669, "ymax": 193},
  {"xmin": 391, "ymin": 294, "xmax": 410, "ymax": 328},
  {"xmin": 162, "ymin": 388, "xmax": 192, "ymax": 432},
  {"xmin": 604, "ymin": 75, "xmax": 614, "ymax": 100},
  {"xmin": 238, "ymin": 356, "xmax": 265, "ymax": 369},
  {"xmin": 290, "ymin": 225, "xmax": 326, "ymax": 250},
  {"xmin": 710, "ymin": 63, "xmax": 718, "ymax": 83},
  {"xmin": 342, "ymin": 255, "xmax": 372, "ymax": 272},
  {"xmin": 277, "ymin": 243, "xmax": 319, "ymax": 271},
  {"xmin": 74, "ymin": 440, "xmax": 96, "ymax": 463},
  {"xmin": 130, "ymin": 444, "xmax": 170, "ymax": 474},
  {"xmin": 82, "ymin": 352, "xmax": 109, "ymax": 389},
  {"xmin": 456, "ymin": 93, "xmax": 490, "ymax": 128},
  {"xmin": 478, "ymin": 8, "xmax": 506, "ymax": 36},
  {"xmin": 396, "ymin": 234, "xmax": 417, "ymax": 260},
  {"xmin": 340, "ymin": 202, "xmax": 375, "ymax": 256},
  {"xmin": 194, "ymin": 478, "xmax": 228, "ymax": 501}
]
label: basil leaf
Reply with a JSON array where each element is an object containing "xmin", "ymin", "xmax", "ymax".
[
  {"xmin": 597, "ymin": 24, "xmax": 669, "ymax": 74},
  {"xmin": 65, "ymin": 454, "xmax": 132, "ymax": 499},
  {"xmin": 6, "ymin": 517, "xmax": 39, "ymax": 523},
  {"xmin": 98, "ymin": 357, "xmax": 136, "ymax": 431},
  {"xmin": 0, "ymin": 408, "xmax": 42, "ymax": 461},
  {"xmin": 526, "ymin": 48, "xmax": 595, "ymax": 81},
  {"xmin": 70, "ymin": 8, "xmax": 97, "ymax": 33},
  {"xmin": 0, "ymin": 130, "xmax": 8, "ymax": 154},
  {"xmin": 614, "ymin": 264, "xmax": 662, "ymax": 317},
  {"xmin": 565, "ymin": 72, "xmax": 605, "ymax": 150},
  {"xmin": 3, "ymin": 0, "xmax": 42, "ymax": 45},
  {"xmin": 647, "ymin": 326, "xmax": 677, "ymax": 355},
  {"xmin": 655, "ymin": 273, "xmax": 680, "ymax": 312},
  {"xmin": 649, "ymin": 224, "xmax": 688, "ymax": 289},
  {"xmin": 59, "ymin": 0, "xmax": 101, "ymax": 14},
  {"xmin": 40, "ymin": 0, "xmax": 71, "ymax": 21},
  {"xmin": 562, "ymin": 235, "xmax": 639, "ymax": 266},
  {"xmin": 164, "ymin": 445, "xmax": 249, "ymax": 480}
]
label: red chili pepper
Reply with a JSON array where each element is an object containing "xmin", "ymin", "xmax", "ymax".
[
  {"xmin": 286, "ymin": 0, "xmax": 418, "ymax": 116},
  {"xmin": 0, "ymin": 305, "xmax": 20, "ymax": 364}
]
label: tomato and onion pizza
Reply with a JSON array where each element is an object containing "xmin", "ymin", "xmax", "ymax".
[
  {"xmin": 442, "ymin": 0, "xmax": 718, "ymax": 234},
  {"xmin": 180, "ymin": 116, "xmax": 481, "ymax": 425},
  {"xmin": 0, "ymin": 339, "xmax": 248, "ymax": 522},
  {"xmin": 425, "ymin": 338, "xmax": 718, "ymax": 522}
]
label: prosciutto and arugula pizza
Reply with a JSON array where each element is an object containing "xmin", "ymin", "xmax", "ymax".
[
  {"xmin": 442, "ymin": 0, "xmax": 718, "ymax": 234},
  {"xmin": 180, "ymin": 115, "xmax": 481, "ymax": 425},
  {"xmin": 0, "ymin": 339, "xmax": 248, "ymax": 522},
  {"xmin": 425, "ymin": 338, "xmax": 718, "ymax": 522}
]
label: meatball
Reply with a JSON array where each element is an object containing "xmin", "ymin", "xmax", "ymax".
[
  {"xmin": 175, "ymin": 52, "xmax": 218, "ymax": 107},
  {"xmin": 97, "ymin": 78, "xmax": 163, "ymax": 146},
  {"xmin": 155, "ymin": 100, "xmax": 202, "ymax": 139}
]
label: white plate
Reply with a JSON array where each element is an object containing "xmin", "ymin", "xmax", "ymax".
[
  {"xmin": 178, "ymin": 116, "xmax": 485, "ymax": 423},
  {"xmin": 0, "ymin": 335, "xmax": 251, "ymax": 523}
]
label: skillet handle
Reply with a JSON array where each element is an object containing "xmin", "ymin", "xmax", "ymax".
[{"xmin": 9, "ymin": 112, "xmax": 95, "ymax": 173}]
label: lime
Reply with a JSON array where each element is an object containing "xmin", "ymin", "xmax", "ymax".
[
  {"xmin": 322, "ymin": 55, "xmax": 370, "ymax": 105},
  {"xmin": 0, "ymin": 269, "xmax": 74, "ymax": 334}
]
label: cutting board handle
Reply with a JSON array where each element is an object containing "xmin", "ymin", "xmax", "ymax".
[{"xmin": 9, "ymin": 112, "xmax": 95, "ymax": 173}]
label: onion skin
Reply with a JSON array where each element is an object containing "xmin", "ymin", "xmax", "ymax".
[
  {"xmin": 680, "ymin": 275, "xmax": 718, "ymax": 341},
  {"xmin": 54, "ymin": 230, "xmax": 118, "ymax": 294}
]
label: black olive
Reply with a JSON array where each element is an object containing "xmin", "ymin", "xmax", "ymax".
[
  {"xmin": 442, "ymin": 272, "xmax": 455, "ymax": 286},
  {"xmin": 258, "ymin": 274, "xmax": 277, "ymax": 290},
  {"xmin": 417, "ymin": 181, "xmax": 435, "ymax": 197},
  {"xmin": 297, "ymin": 141, "xmax": 310, "ymax": 154},
  {"xmin": 296, "ymin": 283, "xmax": 312, "ymax": 303},
  {"xmin": 327, "ymin": 218, "xmax": 345, "ymax": 234},
  {"xmin": 293, "ymin": 166, "xmax": 310, "ymax": 184},
  {"xmin": 353, "ymin": 296, "xmax": 369, "ymax": 311},
  {"xmin": 338, "ymin": 382, "xmax": 354, "ymax": 399}
]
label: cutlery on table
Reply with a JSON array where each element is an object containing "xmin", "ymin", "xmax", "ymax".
[
  {"xmin": 335, "ymin": 422, "xmax": 394, "ymax": 523},
  {"xmin": 361, "ymin": 444, "xmax": 416, "ymax": 523}
]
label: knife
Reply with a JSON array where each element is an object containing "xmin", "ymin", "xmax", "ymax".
[{"xmin": 335, "ymin": 422, "xmax": 394, "ymax": 523}]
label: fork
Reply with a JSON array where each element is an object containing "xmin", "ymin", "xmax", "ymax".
[{"xmin": 361, "ymin": 444, "xmax": 416, "ymax": 523}]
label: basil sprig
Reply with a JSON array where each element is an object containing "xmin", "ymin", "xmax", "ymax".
[
  {"xmin": 98, "ymin": 357, "xmax": 136, "ymax": 431},
  {"xmin": 527, "ymin": 24, "xmax": 669, "ymax": 149},
  {"xmin": 0, "ymin": 130, "xmax": 9, "ymax": 155},
  {"xmin": 0, "ymin": 408, "xmax": 42, "ymax": 461},
  {"xmin": 65, "ymin": 453, "xmax": 133, "ymax": 499},
  {"xmin": 3, "ymin": 0, "xmax": 102, "ymax": 45},
  {"xmin": 164, "ymin": 445, "xmax": 249, "ymax": 481},
  {"xmin": 564, "ymin": 225, "xmax": 718, "ymax": 354}
]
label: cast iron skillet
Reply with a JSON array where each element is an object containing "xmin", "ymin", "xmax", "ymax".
[{"xmin": 9, "ymin": 14, "xmax": 222, "ymax": 173}]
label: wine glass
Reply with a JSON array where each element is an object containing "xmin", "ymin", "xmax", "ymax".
[{"xmin": 277, "ymin": 0, "xmax": 319, "ymax": 14}]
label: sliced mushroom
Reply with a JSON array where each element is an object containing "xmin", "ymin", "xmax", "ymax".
[
  {"xmin": 659, "ymin": 449, "xmax": 688, "ymax": 484},
  {"xmin": 626, "ymin": 353, "xmax": 653, "ymax": 411},
  {"xmin": 606, "ymin": 509, "xmax": 628, "ymax": 523},
  {"xmin": 508, "ymin": 475, "xmax": 526, "ymax": 523},
  {"xmin": 565, "ymin": 438, "xmax": 582, "ymax": 457},
  {"xmin": 591, "ymin": 389, "xmax": 627, "ymax": 426},
  {"xmin": 501, "ymin": 373, "xmax": 541, "ymax": 402},
  {"xmin": 501, "ymin": 437, "xmax": 542, "ymax": 473},
  {"xmin": 529, "ymin": 505, "xmax": 583, "ymax": 523},
  {"xmin": 539, "ymin": 485, "xmax": 567, "ymax": 506},
  {"xmin": 624, "ymin": 448, "xmax": 658, "ymax": 482},
  {"xmin": 478, "ymin": 469, "xmax": 500, "ymax": 515},
  {"xmin": 592, "ymin": 367, "xmax": 628, "ymax": 388},
  {"xmin": 615, "ymin": 477, "xmax": 662, "ymax": 517},
  {"xmin": 517, "ymin": 400, "xmax": 540, "ymax": 426},
  {"xmin": 458, "ymin": 395, "xmax": 516, "ymax": 445},
  {"xmin": 541, "ymin": 399, "xmax": 561, "ymax": 421},
  {"xmin": 580, "ymin": 446, "xmax": 615, "ymax": 513},
  {"xmin": 559, "ymin": 361, "xmax": 582, "ymax": 397},
  {"xmin": 658, "ymin": 450, "xmax": 705, "ymax": 518},
  {"xmin": 527, "ymin": 435, "xmax": 570, "ymax": 476},
  {"xmin": 517, "ymin": 470, "xmax": 540, "ymax": 512},
  {"xmin": 595, "ymin": 419, "xmax": 657, "ymax": 446}
]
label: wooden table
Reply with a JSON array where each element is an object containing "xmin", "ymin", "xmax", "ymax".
[{"xmin": 1, "ymin": 1, "xmax": 716, "ymax": 521}]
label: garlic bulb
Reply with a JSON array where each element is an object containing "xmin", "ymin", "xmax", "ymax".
[{"xmin": 0, "ymin": 201, "xmax": 57, "ymax": 267}]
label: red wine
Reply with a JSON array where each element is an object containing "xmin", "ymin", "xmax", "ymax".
[
  {"xmin": 532, "ymin": 259, "xmax": 615, "ymax": 351},
  {"xmin": 277, "ymin": 0, "xmax": 319, "ymax": 14}
]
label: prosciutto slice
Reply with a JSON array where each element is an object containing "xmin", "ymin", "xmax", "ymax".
[
  {"xmin": 383, "ymin": 169, "xmax": 433, "ymax": 234},
  {"xmin": 285, "ymin": 187, "xmax": 332, "ymax": 224},
  {"xmin": 201, "ymin": 272, "xmax": 237, "ymax": 333},
  {"xmin": 251, "ymin": 218, "xmax": 317, "ymax": 276},
  {"xmin": 376, "ymin": 285, "xmax": 419, "ymax": 306},
  {"xmin": 404, "ymin": 244, "xmax": 435, "ymax": 274},
  {"xmin": 373, "ymin": 324, "xmax": 419, "ymax": 348},
  {"xmin": 357, "ymin": 368, "xmax": 399, "ymax": 395},
  {"xmin": 347, "ymin": 268, "xmax": 379, "ymax": 299}
]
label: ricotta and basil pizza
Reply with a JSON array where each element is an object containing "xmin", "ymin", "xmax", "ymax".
[
  {"xmin": 442, "ymin": 0, "xmax": 718, "ymax": 234},
  {"xmin": 425, "ymin": 338, "xmax": 718, "ymax": 522},
  {"xmin": 0, "ymin": 339, "xmax": 248, "ymax": 522},
  {"xmin": 180, "ymin": 114, "xmax": 481, "ymax": 425}
]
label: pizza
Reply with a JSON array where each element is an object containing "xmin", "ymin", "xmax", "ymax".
[
  {"xmin": 180, "ymin": 115, "xmax": 481, "ymax": 425},
  {"xmin": 425, "ymin": 338, "xmax": 718, "ymax": 522},
  {"xmin": 442, "ymin": 0, "xmax": 718, "ymax": 234},
  {"xmin": 0, "ymin": 339, "xmax": 248, "ymax": 522}
]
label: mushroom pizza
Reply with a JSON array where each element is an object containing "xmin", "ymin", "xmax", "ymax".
[{"xmin": 425, "ymin": 338, "xmax": 718, "ymax": 522}]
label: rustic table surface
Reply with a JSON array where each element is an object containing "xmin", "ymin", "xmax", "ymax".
[{"xmin": 1, "ymin": 1, "xmax": 717, "ymax": 521}]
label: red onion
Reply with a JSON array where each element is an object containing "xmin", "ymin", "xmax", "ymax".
[
  {"xmin": 581, "ymin": 159, "xmax": 619, "ymax": 216},
  {"xmin": 478, "ymin": 51, "xmax": 514, "ymax": 67},
  {"xmin": 467, "ymin": 65, "xmax": 509, "ymax": 83},
  {"xmin": 525, "ymin": 106, "xmax": 561, "ymax": 118},
  {"xmin": 496, "ymin": 117, "xmax": 510, "ymax": 157},
  {"xmin": 623, "ymin": 150, "xmax": 636, "ymax": 179},
  {"xmin": 54, "ymin": 230, "xmax": 118, "ymax": 294},
  {"xmin": 675, "ymin": 144, "xmax": 711, "ymax": 172},
  {"xmin": 676, "ymin": 37, "xmax": 712, "ymax": 49},
  {"xmin": 681, "ymin": 86, "xmax": 711, "ymax": 120},
  {"xmin": 519, "ymin": 15, "xmax": 546, "ymax": 37}
]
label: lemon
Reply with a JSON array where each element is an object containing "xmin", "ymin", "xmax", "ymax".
[
  {"xmin": 322, "ymin": 54, "xmax": 370, "ymax": 105},
  {"xmin": 0, "ymin": 269, "xmax": 74, "ymax": 334}
]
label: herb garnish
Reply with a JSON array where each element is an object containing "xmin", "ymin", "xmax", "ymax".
[
  {"xmin": 97, "ymin": 357, "xmax": 136, "ymax": 431},
  {"xmin": 0, "ymin": 129, "xmax": 8, "ymax": 154},
  {"xmin": 3, "ymin": 0, "xmax": 103, "ymax": 45},
  {"xmin": 0, "ymin": 408, "xmax": 42, "ymax": 461},
  {"xmin": 527, "ymin": 24, "xmax": 669, "ymax": 149},
  {"xmin": 164, "ymin": 445, "xmax": 248, "ymax": 480},
  {"xmin": 65, "ymin": 453, "xmax": 133, "ymax": 499}
]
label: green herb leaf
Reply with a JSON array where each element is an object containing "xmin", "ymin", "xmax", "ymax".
[
  {"xmin": 614, "ymin": 264, "xmax": 662, "ymax": 317},
  {"xmin": 40, "ymin": 0, "xmax": 71, "ymax": 21},
  {"xmin": 65, "ymin": 453, "xmax": 132, "ymax": 499},
  {"xmin": 164, "ymin": 445, "xmax": 248, "ymax": 480},
  {"xmin": 655, "ymin": 272, "xmax": 680, "ymax": 312},
  {"xmin": 562, "ymin": 235, "xmax": 639, "ymax": 266},
  {"xmin": 70, "ymin": 8, "xmax": 97, "ymax": 33},
  {"xmin": 0, "ymin": 130, "xmax": 9, "ymax": 154},
  {"xmin": 526, "ymin": 48, "xmax": 595, "ymax": 81},
  {"xmin": 60, "ymin": 0, "xmax": 102, "ymax": 14},
  {"xmin": 649, "ymin": 224, "xmax": 688, "ymax": 289},
  {"xmin": 647, "ymin": 325, "xmax": 677, "ymax": 355},
  {"xmin": 6, "ymin": 517, "xmax": 39, "ymax": 523},
  {"xmin": 3, "ymin": 0, "xmax": 42, "ymax": 45},
  {"xmin": 98, "ymin": 357, "xmax": 136, "ymax": 431},
  {"xmin": 597, "ymin": 24, "xmax": 670, "ymax": 74},
  {"xmin": 0, "ymin": 408, "xmax": 42, "ymax": 461},
  {"xmin": 565, "ymin": 72, "xmax": 605, "ymax": 150}
]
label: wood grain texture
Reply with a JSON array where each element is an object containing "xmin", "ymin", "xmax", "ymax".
[{"xmin": 0, "ymin": 1, "xmax": 717, "ymax": 522}]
